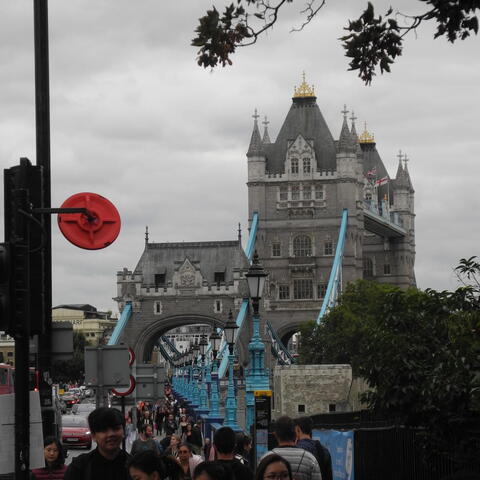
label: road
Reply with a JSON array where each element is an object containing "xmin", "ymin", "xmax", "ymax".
[{"xmin": 61, "ymin": 399, "xmax": 96, "ymax": 465}]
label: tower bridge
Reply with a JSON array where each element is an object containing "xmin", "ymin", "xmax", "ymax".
[{"xmin": 112, "ymin": 75, "xmax": 416, "ymax": 390}]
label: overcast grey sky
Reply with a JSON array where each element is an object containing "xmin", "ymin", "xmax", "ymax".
[{"xmin": 1, "ymin": 1, "xmax": 479, "ymax": 314}]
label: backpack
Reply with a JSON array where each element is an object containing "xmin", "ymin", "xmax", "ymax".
[{"xmin": 313, "ymin": 440, "xmax": 333, "ymax": 480}]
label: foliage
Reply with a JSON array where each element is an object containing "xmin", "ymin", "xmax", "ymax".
[
  {"xmin": 193, "ymin": 1, "xmax": 480, "ymax": 84},
  {"xmin": 298, "ymin": 262, "xmax": 480, "ymax": 463},
  {"xmin": 298, "ymin": 280, "xmax": 399, "ymax": 372},
  {"xmin": 51, "ymin": 331, "xmax": 90, "ymax": 383}
]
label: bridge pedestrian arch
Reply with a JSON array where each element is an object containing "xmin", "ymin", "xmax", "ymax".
[{"xmin": 131, "ymin": 314, "xmax": 227, "ymax": 363}]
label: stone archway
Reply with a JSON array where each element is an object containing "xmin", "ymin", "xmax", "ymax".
[
  {"xmin": 132, "ymin": 314, "xmax": 227, "ymax": 363},
  {"xmin": 275, "ymin": 321, "xmax": 306, "ymax": 359}
]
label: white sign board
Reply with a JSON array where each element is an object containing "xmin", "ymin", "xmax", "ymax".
[{"xmin": 0, "ymin": 391, "xmax": 45, "ymax": 474}]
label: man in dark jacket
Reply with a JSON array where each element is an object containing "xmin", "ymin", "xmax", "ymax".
[
  {"xmin": 295, "ymin": 417, "xmax": 333, "ymax": 480},
  {"xmin": 213, "ymin": 427, "xmax": 253, "ymax": 480},
  {"xmin": 164, "ymin": 413, "xmax": 178, "ymax": 436},
  {"xmin": 65, "ymin": 407, "xmax": 130, "ymax": 480}
]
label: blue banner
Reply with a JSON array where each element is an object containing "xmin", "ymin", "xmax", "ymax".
[{"xmin": 312, "ymin": 429, "xmax": 354, "ymax": 480}]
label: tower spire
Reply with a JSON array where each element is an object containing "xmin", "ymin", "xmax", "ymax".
[
  {"xmin": 262, "ymin": 116, "xmax": 271, "ymax": 143},
  {"xmin": 402, "ymin": 153, "xmax": 414, "ymax": 190},
  {"xmin": 338, "ymin": 104, "xmax": 354, "ymax": 152},
  {"xmin": 145, "ymin": 225, "xmax": 149, "ymax": 245},
  {"xmin": 397, "ymin": 149, "xmax": 403, "ymax": 165},
  {"xmin": 247, "ymin": 108, "xmax": 264, "ymax": 157},
  {"xmin": 350, "ymin": 110, "xmax": 358, "ymax": 140},
  {"xmin": 237, "ymin": 222, "xmax": 242, "ymax": 243}
]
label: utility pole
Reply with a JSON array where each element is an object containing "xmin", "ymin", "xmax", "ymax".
[{"xmin": 33, "ymin": 0, "xmax": 54, "ymax": 436}]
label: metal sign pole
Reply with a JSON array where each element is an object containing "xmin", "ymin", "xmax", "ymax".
[{"xmin": 33, "ymin": 0, "xmax": 55, "ymax": 438}]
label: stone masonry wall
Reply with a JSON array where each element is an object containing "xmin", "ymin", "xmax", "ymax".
[{"xmin": 272, "ymin": 364, "xmax": 353, "ymax": 419}]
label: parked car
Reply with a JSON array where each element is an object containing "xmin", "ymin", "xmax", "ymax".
[
  {"xmin": 61, "ymin": 415, "xmax": 92, "ymax": 449},
  {"xmin": 61, "ymin": 394, "xmax": 79, "ymax": 409},
  {"xmin": 71, "ymin": 402, "xmax": 96, "ymax": 417}
]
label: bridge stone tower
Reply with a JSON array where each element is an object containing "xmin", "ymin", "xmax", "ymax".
[
  {"xmin": 115, "ymin": 237, "xmax": 251, "ymax": 362},
  {"xmin": 248, "ymin": 77, "xmax": 416, "ymax": 344}
]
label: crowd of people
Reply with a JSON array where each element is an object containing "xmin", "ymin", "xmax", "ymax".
[{"xmin": 30, "ymin": 385, "xmax": 334, "ymax": 480}]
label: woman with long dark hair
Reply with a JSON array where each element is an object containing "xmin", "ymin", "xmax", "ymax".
[
  {"xmin": 255, "ymin": 454, "xmax": 293, "ymax": 480},
  {"xmin": 31, "ymin": 436, "xmax": 67, "ymax": 480},
  {"xmin": 128, "ymin": 450, "xmax": 183, "ymax": 480},
  {"xmin": 193, "ymin": 461, "xmax": 230, "ymax": 480}
]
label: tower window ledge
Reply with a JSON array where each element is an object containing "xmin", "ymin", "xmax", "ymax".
[
  {"xmin": 288, "ymin": 207, "xmax": 315, "ymax": 218},
  {"xmin": 288, "ymin": 264, "xmax": 315, "ymax": 273}
]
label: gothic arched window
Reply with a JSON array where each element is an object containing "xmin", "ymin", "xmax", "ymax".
[
  {"xmin": 303, "ymin": 158, "xmax": 311, "ymax": 174},
  {"xmin": 293, "ymin": 235, "xmax": 312, "ymax": 257},
  {"xmin": 363, "ymin": 257, "xmax": 374, "ymax": 277},
  {"xmin": 291, "ymin": 158, "xmax": 299, "ymax": 174}
]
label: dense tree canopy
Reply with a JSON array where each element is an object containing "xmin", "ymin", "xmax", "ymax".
[
  {"xmin": 192, "ymin": 1, "xmax": 479, "ymax": 84},
  {"xmin": 298, "ymin": 259, "xmax": 480, "ymax": 462}
]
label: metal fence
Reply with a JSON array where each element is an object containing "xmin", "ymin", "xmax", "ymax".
[{"xmin": 311, "ymin": 411, "xmax": 480, "ymax": 480}]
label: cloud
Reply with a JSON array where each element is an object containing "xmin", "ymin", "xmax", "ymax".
[{"xmin": 1, "ymin": 0, "xmax": 479, "ymax": 314}]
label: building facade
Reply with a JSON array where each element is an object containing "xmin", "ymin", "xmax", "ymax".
[
  {"xmin": 248, "ymin": 77, "xmax": 415, "ymax": 343},
  {"xmin": 52, "ymin": 304, "xmax": 117, "ymax": 345},
  {"xmin": 115, "ymin": 77, "xmax": 416, "ymax": 361}
]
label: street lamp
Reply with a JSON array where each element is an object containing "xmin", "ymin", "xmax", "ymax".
[
  {"xmin": 245, "ymin": 251, "xmax": 268, "ymax": 312},
  {"xmin": 209, "ymin": 325, "xmax": 222, "ymax": 417},
  {"xmin": 192, "ymin": 343, "xmax": 200, "ymax": 407},
  {"xmin": 245, "ymin": 251, "xmax": 270, "ymax": 432},
  {"xmin": 223, "ymin": 310, "xmax": 240, "ymax": 429},
  {"xmin": 198, "ymin": 334, "xmax": 209, "ymax": 411},
  {"xmin": 185, "ymin": 348, "xmax": 193, "ymax": 402}
]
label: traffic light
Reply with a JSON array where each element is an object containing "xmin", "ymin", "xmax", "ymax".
[
  {"xmin": 0, "ymin": 243, "xmax": 11, "ymax": 332},
  {"xmin": 1, "ymin": 158, "xmax": 45, "ymax": 336}
]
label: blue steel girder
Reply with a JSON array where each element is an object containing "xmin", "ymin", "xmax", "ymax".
[
  {"xmin": 266, "ymin": 319, "xmax": 295, "ymax": 365},
  {"xmin": 317, "ymin": 209, "xmax": 349, "ymax": 324},
  {"xmin": 108, "ymin": 302, "xmax": 132, "ymax": 345}
]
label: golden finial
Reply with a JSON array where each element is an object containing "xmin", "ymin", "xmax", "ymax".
[
  {"xmin": 359, "ymin": 121, "xmax": 375, "ymax": 143},
  {"xmin": 293, "ymin": 71, "xmax": 315, "ymax": 98}
]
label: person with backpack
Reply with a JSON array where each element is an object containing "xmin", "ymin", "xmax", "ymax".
[
  {"xmin": 294, "ymin": 417, "xmax": 332, "ymax": 480},
  {"xmin": 262, "ymin": 416, "xmax": 321, "ymax": 480}
]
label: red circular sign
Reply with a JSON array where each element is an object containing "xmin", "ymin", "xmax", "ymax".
[
  {"xmin": 57, "ymin": 193, "xmax": 121, "ymax": 250},
  {"xmin": 128, "ymin": 347, "xmax": 136, "ymax": 366},
  {"xmin": 111, "ymin": 375, "xmax": 136, "ymax": 397}
]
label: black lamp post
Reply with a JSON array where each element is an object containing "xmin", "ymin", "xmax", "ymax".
[
  {"xmin": 223, "ymin": 310, "xmax": 239, "ymax": 429},
  {"xmin": 198, "ymin": 335, "xmax": 209, "ymax": 410},
  {"xmin": 210, "ymin": 328, "xmax": 222, "ymax": 359},
  {"xmin": 192, "ymin": 343, "xmax": 200, "ymax": 406},
  {"xmin": 244, "ymin": 250, "xmax": 270, "ymax": 431},
  {"xmin": 245, "ymin": 251, "xmax": 268, "ymax": 314},
  {"xmin": 209, "ymin": 326, "xmax": 222, "ymax": 417},
  {"xmin": 224, "ymin": 310, "xmax": 238, "ymax": 354}
]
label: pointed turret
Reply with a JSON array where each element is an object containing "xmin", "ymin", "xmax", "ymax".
[
  {"xmin": 338, "ymin": 104, "xmax": 355, "ymax": 152},
  {"xmin": 247, "ymin": 109, "xmax": 266, "ymax": 182},
  {"xmin": 262, "ymin": 116, "xmax": 271, "ymax": 144},
  {"xmin": 403, "ymin": 154, "xmax": 414, "ymax": 192},
  {"xmin": 350, "ymin": 111, "xmax": 358, "ymax": 142},
  {"xmin": 247, "ymin": 108, "xmax": 264, "ymax": 157},
  {"xmin": 264, "ymin": 73, "xmax": 336, "ymax": 173},
  {"xmin": 394, "ymin": 150, "xmax": 410, "ymax": 189}
]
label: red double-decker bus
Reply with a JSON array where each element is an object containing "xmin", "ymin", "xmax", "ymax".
[{"xmin": 0, "ymin": 363, "xmax": 39, "ymax": 394}]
